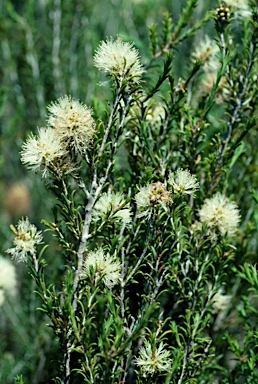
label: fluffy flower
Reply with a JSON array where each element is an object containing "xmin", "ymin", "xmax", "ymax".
[
  {"xmin": 199, "ymin": 193, "xmax": 241, "ymax": 238},
  {"xmin": 92, "ymin": 191, "xmax": 132, "ymax": 226},
  {"xmin": 21, "ymin": 127, "xmax": 68, "ymax": 177},
  {"xmin": 212, "ymin": 288, "xmax": 232, "ymax": 314},
  {"xmin": 0, "ymin": 256, "xmax": 17, "ymax": 306},
  {"xmin": 211, "ymin": 287, "xmax": 233, "ymax": 331},
  {"xmin": 47, "ymin": 95, "xmax": 95, "ymax": 154},
  {"xmin": 134, "ymin": 340, "xmax": 172, "ymax": 377},
  {"xmin": 135, "ymin": 182, "xmax": 172, "ymax": 218},
  {"xmin": 6, "ymin": 217, "xmax": 43, "ymax": 263},
  {"xmin": 200, "ymin": 72, "xmax": 230, "ymax": 104},
  {"xmin": 82, "ymin": 248, "xmax": 121, "ymax": 289},
  {"xmin": 168, "ymin": 169, "xmax": 199, "ymax": 196},
  {"xmin": 222, "ymin": 0, "xmax": 251, "ymax": 19},
  {"xmin": 146, "ymin": 103, "xmax": 166, "ymax": 125},
  {"xmin": 93, "ymin": 36, "xmax": 144, "ymax": 83},
  {"xmin": 127, "ymin": 97, "xmax": 165, "ymax": 126},
  {"xmin": 192, "ymin": 35, "xmax": 220, "ymax": 72}
]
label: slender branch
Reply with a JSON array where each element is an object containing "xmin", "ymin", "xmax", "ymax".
[
  {"xmin": 125, "ymin": 218, "xmax": 152, "ymax": 284},
  {"xmin": 208, "ymin": 31, "xmax": 256, "ymax": 193},
  {"xmin": 178, "ymin": 342, "xmax": 190, "ymax": 384}
]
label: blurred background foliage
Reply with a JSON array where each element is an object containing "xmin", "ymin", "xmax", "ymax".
[{"xmin": 0, "ymin": 0, "xmax": 257, "ymax": 382}]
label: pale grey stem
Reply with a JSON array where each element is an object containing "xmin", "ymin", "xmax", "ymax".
[
  {"xmin": 125, "ymin": 222, "xmax": 140, "ymax": 255},
  {"xmin": 178, "ymin": 344, "xmax": 189, "ymax": 384},
  {"xmin": 83, "ymin": 346, "xmax": 94, "ymax": 382},
  {"xmin": 64, "ymin": 351, "xmax": 71, "ymax": 384},
  {"xmin": 209, "ymin": 32, "xmax": 255, "ymax": 192},
  {"xmin": 67, "ymin": 82, "xmax": 130, "ymax": 383},
  {"xmin": 191, "ymin": 252, "xmax": 210, "ymax": 311},
  {"xmin": 24, "ymin": 23, "xmax": 46, "ymax": 120},
  {"xmin": 73, "ymin": 155, "xmax": 115, "ymax": 306},
  {"xmin": 52, "ymin": 0, "xmax": 64, "ymax": 96},
  {"xmin": 98, "ymin": 80, "xmax": 123, "ymax": 157},
  {"xmin": 190, "ymin": 339, "xmax": 212, "ymax": 378},
  {"xmin": 69, "ymin": 6, "xmax": 80, "ymax": 95},
  {"xmin": 150, "ymin": 267, "xmax": 168, "ymax": 304},
  {"xmin": 83, "ymin": 17, "xmax": 95, "ymax": 101},
  {"xmin": 125, "ymin": 229, "xmax": 150, "ymax": 284},
  {"xmin": 200, "ymin": 274, "xmax": 219, "ymax": 320},
  {"xmin": 120, "ymin": 345, "xmax": 133, "ymax": 384},
  {"xmin": 1, "ymin": 40, "xmax": 26, "ymax": 108},
  {"xmin": 72, "ymin": 82, "xmax": 127, "ymax": 310},
  {"xmin": 120, "ymin": 247, "xmax": 126, "ymax": 322},
  {"xmin": 178, "ymin": 265, "xmax": 219, "ymax": 383},
  {"xmin": 5, "ymin": 3, "xmax": 45, "ymax": 119},
  {"xmin": 65, "ymin": 172, "xmax": 100, "ymax": 383},
  {"xmin": 72, "ymin": 171, "xmax": 100, "ymax": 308},
  {"xmin": 32, "ymin": 252, "xmax": 39, "ymax": 273},
  {"xmin": 31, "ymin": 251, "xmax": 49, "ymax": 303}
]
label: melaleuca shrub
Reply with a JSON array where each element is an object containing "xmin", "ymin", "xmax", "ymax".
[{"xmin": 6, "ymin": 1, "xmax": 258, "ymax": 383}]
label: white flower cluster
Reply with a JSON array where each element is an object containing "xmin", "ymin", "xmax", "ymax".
[
  {"xmin": 135, "ymin": 182, "xmax": 172, "ymax": 218},
  {"xmin": 93, "ymin": 36, "xmax": 144, "ymax": 83},
  {"xmin": 6, "ymin": 217, "xmax": 43, "ymax": 263},
  {"xmin": 47, "ymin": 96, "xmax": 95, "ymax": 154},
  {"xmin": 145, "ymin": 102, "xmax": 166, "ymax": 125},
  {"xmin": 21, "ymin": 128, "xmax": 68, "ymax": 178},
  {"xmin": 201, "ymin": 72, "xmax": 230, "ymax": 104},
  {"xmin": 0, "ymin": 256, "xmax": 17, "ymax": 306},
  {"xmin": 223, "ymin": 0, "xmax": 251, "ymax": 19},
  {"xmin": 168, "ymin": 169, "xmax": 199, "ymax": 196},
  {"xmin": 212, "ymin": 287, "xmax": 233, "ymax": 330},
  {"xmin": 192, "ymin": 35, "xmax": 220, "ymax": 73},
  {"xmin": 212, "ymin": 288, "xmax": 232, "ymax": 314},
  {"xmin": 134, "ymin": 340, "xmax": 172, "ymax": 377},
  {"xmin": 135, "ymin": 170, "xmax": 199, "ymax": 218},
  {"xmin": 21, "ymin": 95, "xmax": 95, "ymax": 178},
  {"xmin": 192, "ymin": 35, "xmax": 230, "ymax": 104},
  {"xmin": 82, "ymin": 248, "xmax": 121, "ymax": 289},
  {"xmin": 92, "ymin": 191, "xmax": 132, "ymax": 226},
  {"xmin": 199, "ymin": 193, "xmax": 241, "ymax": 239}
]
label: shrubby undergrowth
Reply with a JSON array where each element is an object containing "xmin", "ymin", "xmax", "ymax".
[{"xmin": 1, "ymin": 0, "xmax": 258, "ymax": 383}]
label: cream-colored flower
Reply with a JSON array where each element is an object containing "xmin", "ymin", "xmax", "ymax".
[
  {"xmin": 135, "ymin": 182, "xmax": 172, "ymax": 218},
  {"xmin": 21, "ymin": 127, "xmax": 68, "ymax": 177},
  {"xmin": 47, "ymin": 95, "xmax": 95, "ymax": 154},
  {"xmin": 192, "ymin": 35, "xmax": 220, "ymax": 72},
  {"xmin": 0, "ymin": 256, "xmax": 17, "ymax": 306},
  {"xmin": 93, "ymin": 36, "xmax": 144, "ymax": 83},
  {"xmin": 168, "ymin": 169, "xmax": 199, "ymax": 196},
  {"xmin": 134, "ymin": 340, "xmax": 172, "ymax": 377},
  {"xmin": 222, "ymin": 0, "xmax": 251, "ymax": 19},
  {"xmin": 200, "ymin": 72, "xmax": 230, "ymax": 104},
  {"xmin": 92, "ymin": 191, "xmax": 131, "ymax": 226},
  {"xmin": 6, "ymin": 217, "xmax": 43, "ymax": 263},
  {"xmin": 212, "ymin": 288, "xmax": 232, "ymax": 314},
  {"xmin": 127, "ymin": 97, "xmax": 165, "ymax": 126},
  {"xmin": 199, "ymin": 193, "xmax": 241, "ymax": 238},
  {"xmin": 211, "ymin": 287, "xmax": 232, "ymax": 331},
  {"xmin": 146, "ymin": 103, "xmax": 166, "ymax": 125},
  {"xmin": 82, "ymin": 248, "xmax": 121, "ymax": 289}
]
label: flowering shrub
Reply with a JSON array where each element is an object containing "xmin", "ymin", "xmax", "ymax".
[{"xmin": 2, "ymin": 0, "xmax": 258, "ymax": 383}]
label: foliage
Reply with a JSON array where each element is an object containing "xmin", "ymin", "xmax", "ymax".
[{"xmin": 1, "ymin": 0, "xmax": 258, "ymax": 383}]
